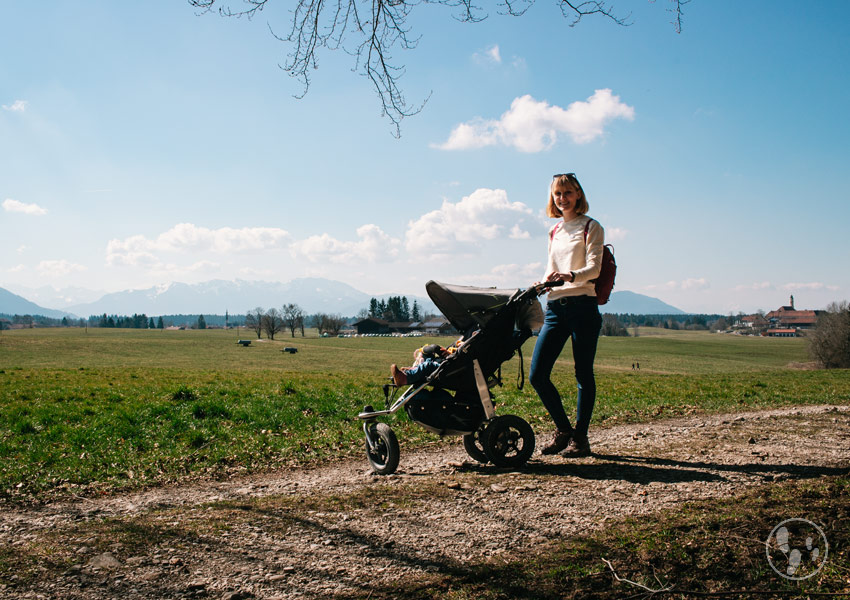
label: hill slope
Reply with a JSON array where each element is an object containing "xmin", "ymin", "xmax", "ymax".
[
  {"xmin": 603, "ymin": 290, "xmax": 685, "ymax": 314},
  {"xmin": 0, "ymin": 287, "xmax": 75, "ymax": 319}
]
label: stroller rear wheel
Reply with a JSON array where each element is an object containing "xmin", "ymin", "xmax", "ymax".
[
  {"xmin": 365, "ymin": 422, "xmax": 400, "ymax": 475},
  {"xmin": 483, "ymin": 415, "xmax": 535, "ymax": 468},
  {"xmin": 463, "ymin": 427, "xmax": 489, "ymax": 464}
]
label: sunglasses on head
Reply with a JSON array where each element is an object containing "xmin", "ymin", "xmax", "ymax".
[{"xmin": 552, "ymin": 173, "xmax": 576, "ymax": 179}]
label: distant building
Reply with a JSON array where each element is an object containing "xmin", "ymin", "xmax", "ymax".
[
  {"xmin": 740, "ymin": 314, "xmax": 768, "ymax": 328},
  {"xmin": 353, "ymin": 317, "xmax": 453, "ymax": 335},
  {"xmin": 765, "ymin": 295, "xmax": 820, "ymax": 330},
  {"xmin": 767, "ymin": 328, "xmax": 797, "ymax": 337},
  {"xmin": 353, "ymin": 318, "xmax": 389, "ymax": 335},
  {"xmin": 421, "ymin": 318, "xmax": 455, "ymax": 335}
]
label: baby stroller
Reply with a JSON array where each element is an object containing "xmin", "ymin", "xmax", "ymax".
[{"xmin": 356, "ymin": 279, "xmax": 562, "ymax": 475}]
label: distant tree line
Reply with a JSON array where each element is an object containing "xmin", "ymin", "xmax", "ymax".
[
  {"xmin": 367, "ymin": 296, "xmax": 421, "ymax": 322},
  {"xmin": 90, "ymin": 313, "xmax": 153, "ymax": 329},
  {"xmin": 0, "ymin": 314, "xmax": 87, "ymax": 329},
  {"xmin": 157, "ymin": 314, "xmax": 246, "ymax": 328},
  {"xmin": 79, "ymin": 313, "xmax": 248, "ymax": 329},
  {"xmin": 601, "ymin": 314, "xmax": 630, "ymax": 337},
  {"xmin": 310, "ymin": 313, "xmax": 348, "ymax": 336},
  {"xmin": 244, "ymin": 304, "xmax": 314, "ymax": 340},
  {"xmin": 605, "ymin": 313, "xmax": 725, "ymax": 331}
]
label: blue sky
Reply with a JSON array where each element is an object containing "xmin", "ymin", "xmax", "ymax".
[{"xmin": 1, "ymin": 0, "xmax": 849, "ymax": 314}]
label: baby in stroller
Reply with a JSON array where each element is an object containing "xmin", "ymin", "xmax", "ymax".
[{"xmin": 389, "ymin": 341, "xmax": 460, "ymax": 386}]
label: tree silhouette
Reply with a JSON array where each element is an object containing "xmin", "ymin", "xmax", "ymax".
[
  {"xmin": 809, "ymin": 301, "xmax": 850, "ymax": 368},
  {"xmin": 283, "ymin": 303, "xmax": 305, "ymax": 337},
  {"xmin": 245, "ymin": 307, "xmax": 265, "ymax": 338},
  {"xmin": 263, "ymin": 307, "xmax": 284, "ymax": 340}
]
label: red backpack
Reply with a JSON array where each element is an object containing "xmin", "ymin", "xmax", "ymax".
[{"xmin": 549, "ymin": 218, "xmax": 617, "ymax": 305}]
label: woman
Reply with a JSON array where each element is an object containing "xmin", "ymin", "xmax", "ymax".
[{"xmin": 530, "ymin": 173, "xmax": 604, "ymax": 457}]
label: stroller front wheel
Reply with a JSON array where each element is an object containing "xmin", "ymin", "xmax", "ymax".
[
  {"xmin": 365, "ymin": 422, "xmax": 400, "ymax": 475},
  {"xmin": 463, "ymin": 428, "xmax": 489, "ymax": 464},
  {"xmin": 483, "ymin": 415, "xmax": 535, "ymax": 468}
]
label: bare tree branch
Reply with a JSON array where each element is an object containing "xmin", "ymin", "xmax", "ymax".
[
  {"xmin": 558, "ymin": 1, "xmax": 631, "ymax": 27},
  {"xmin": 189, "ymin": 0, "xmax": 689, "ymax": 134},
  {"xmin": 666, "ymin": 0, "xmax": 691, "ymax": 34}
]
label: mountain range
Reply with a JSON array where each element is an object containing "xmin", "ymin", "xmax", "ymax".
[
  {"xmin": 0, "ymin": 287, "xmax": 76, "ymax": 319},
  {"xmin": 0, "ymin": 278, "xmax": 685, "ymax": 318}
]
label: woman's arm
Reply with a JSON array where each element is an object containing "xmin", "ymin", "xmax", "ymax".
[{"xmin": 570, "ymin": 219, "xmax": 604, "ymax": 282}]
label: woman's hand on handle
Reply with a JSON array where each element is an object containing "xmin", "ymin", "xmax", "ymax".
[
  {"xmin": 546, "ymin": 271, "xmax": 574, "ymax": 284},
  {"xmin": 533, "ymin": 279, "xmax": 566, "ymax": 296}
]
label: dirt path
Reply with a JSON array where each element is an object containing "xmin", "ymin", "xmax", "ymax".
[{"xmin": 2, "ymin": 404, "xmax": 849, "ymax": 599}]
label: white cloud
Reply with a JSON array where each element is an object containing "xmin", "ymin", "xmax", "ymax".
[
  {"xmin": 733, "ymin": 281, "xmax": 773, "ymax": 291},
  {"xmin": 290, "ymin": 224, "xmax": 401, "ymax": 264},
  {"xmin": 605, "ymin": 227, "xmax": 627, "ymax": 242},
  {"xmin": 435, "ymin": 89, "xmax": 635, "ymax": 153},
  {"xmin": 186, "ymin": 260, "xmax": 221, "ymax": 272},
  {"xmin": 509, "ymin": 224, "xmax": 530, "ymax": 240},
  {"xmin": 473, "ymin": 44, "xmax": 502, "ymax": 65},
  {"xmin": 36, "ymin": 260, "xmax": 87, "ymax": 277},
  {"xmin": 405, "ymin": 188, "xmax": 533, "ymax": 254},
  {"xmin": 681, "ymin": 277, "xmax": 709, "ymax": 290},
  {"xmin": 645, "ymin": 277, "xmax": 709, "ymax": 291},
  {"xmin": 488, "ymin": 45, "xmax": 501, "ymax": 63},
  {"xmin": 16, "ymin": 245, "xmax": 27, "ymax": 254},
  {"xmin": 2, "ymin": 100, "xmax": 27, "ymax": 112},
  {"xmin": 239, "ymin": 266, "xmax": 275, "ymax": 278},
  {"xmin": 780, "ymin": 282, "xmax": 839, "ymax": 292},
  {"xmin": 3, "ymin": 198, "xmax": 47, "ymax": 215},
  {"xmin": 106, "ymin": 223, "xmax": 291, "ymax": 266},
  {"xmin": 8, "ymin": 264, "xmax": 26, "ymax": 273},
  {"xmin": 460, "ymin": 262, "xmax": 544, "ymax": 288}
]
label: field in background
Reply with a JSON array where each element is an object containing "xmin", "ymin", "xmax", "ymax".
[{"xmin": 1, "ymin": 327, "xmax": 848, "ymax": 501}]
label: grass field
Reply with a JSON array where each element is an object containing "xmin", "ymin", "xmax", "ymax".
[{"xmin": 1, "ymin": 327, "xmax": 849, "ymax": 501}]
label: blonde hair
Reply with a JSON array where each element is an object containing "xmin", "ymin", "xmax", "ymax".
[{"xmin": 547, "ymin": 173, "xmax": 589, "ymax": 218}]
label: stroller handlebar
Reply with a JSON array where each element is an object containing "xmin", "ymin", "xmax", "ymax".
[
  {"xmin": 538, "ymin": 280, "xmax": 564, "ymax": 289},
  {"xmin": 528, "ymin": 279, "xmax": 563, "ymax": 298},
  {"xmin": 508, "ymin": 280, "xmax": 563, "ymax": 304}
]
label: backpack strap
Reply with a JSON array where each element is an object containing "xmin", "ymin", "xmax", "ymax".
[{"xmin": 583, "ymin": 217, "xmax": 593, "ymax": 243}]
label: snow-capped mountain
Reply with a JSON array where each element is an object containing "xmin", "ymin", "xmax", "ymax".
[
  {"xmin": 1, "ymin": 278, "xmax": 685, "ymax": 318},
  {"xmin": 62, "ymin": 278, "xmax": 437, "ymax": 317}
]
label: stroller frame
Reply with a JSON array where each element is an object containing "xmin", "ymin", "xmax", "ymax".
[{"xmin": 356, "ymin": 280, "xmax": 561, "ymax": 475}]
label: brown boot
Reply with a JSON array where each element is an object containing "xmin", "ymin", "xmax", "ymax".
[
  {"xmin": 390, "ymin": 364, "xmax": 408, "ymax": 387},
  {"xmin": 541, "ymin": 429, "xmax": 573, "ymax": 455},
  {"xmin": 561, "ymin": 435, "xmax": 591, "ymax": 457}
]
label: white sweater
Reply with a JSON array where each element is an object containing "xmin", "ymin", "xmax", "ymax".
[{"xmin": 544, "ymin": 215, "xmax": 604, "ymax": 301}]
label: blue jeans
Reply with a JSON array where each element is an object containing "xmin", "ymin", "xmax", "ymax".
[
  {"xmin": 405, "ymin": 358, "xmax": 441, "ymax": 385},
  {"xmin": 529, "ymin": 296, "xmax": 602, "ymax": 438}
]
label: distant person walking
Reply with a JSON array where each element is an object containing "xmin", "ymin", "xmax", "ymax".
[{"xmin": 530, "ymin": 173, "xmax": 604, "ymax": 457}]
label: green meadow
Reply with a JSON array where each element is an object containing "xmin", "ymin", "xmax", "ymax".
[{"xmin": 1, "ymin": 327, "xmax": 848, "ymax": 501}]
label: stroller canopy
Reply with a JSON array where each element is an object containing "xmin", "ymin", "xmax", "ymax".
[{"xmin": 426, "ymin": 281, "xmax": 544, "ymax": 333}]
